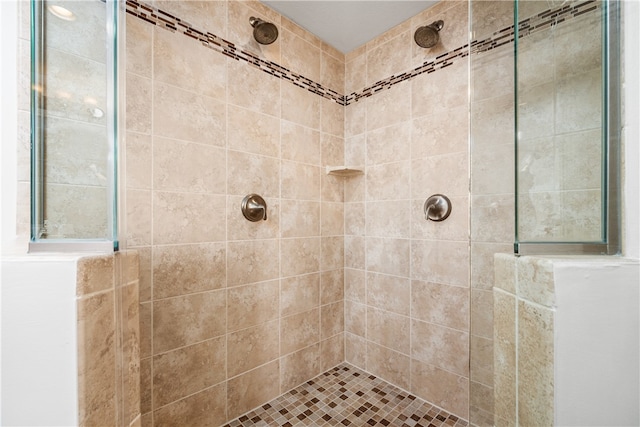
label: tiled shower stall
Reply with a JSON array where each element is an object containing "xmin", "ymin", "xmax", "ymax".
[{"xmin": 6, "ymin": 0, "xmax": 635, "ymax": 426}]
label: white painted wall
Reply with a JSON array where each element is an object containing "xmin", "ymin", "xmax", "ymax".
[
  {"xmin": 554, "ymin": 260, "xmax": 640, "ymax": 426},
  {"xmin": 1, "ymin": 256, "xmax": 80, "ymax": 426}
]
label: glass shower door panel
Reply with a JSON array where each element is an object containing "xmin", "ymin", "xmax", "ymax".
[{"xmin": 516, "ymin": 1, "xmax": 606, "ymax": 244}]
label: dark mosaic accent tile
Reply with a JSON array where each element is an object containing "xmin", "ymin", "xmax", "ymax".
[{"xmin": 127, "ymin": 0, "xmax": 601, "ymax": 110}]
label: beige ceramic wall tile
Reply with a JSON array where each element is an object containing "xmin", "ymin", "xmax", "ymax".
[
  {"xmin": 470, "ymin": 289, "xmax": 493, "ymax": 339},
  {"xmin": 227, "ymin": 280, "xmax": 280, "ymax": 332},
  {"xmin": 227, "ymin": 320, "xmax": 279, "ymax": 377},
  {"xmin": 345, "ymin": 101, "xmax": 366, "ymax": 138},
  {"xmin": 365, "ymin": 200, "xmax": 411, "ymax": 239},
  {"xmin": 126, "ymin": 15, "xmax": 152, "ymax": 78},
  {"xmin": 280, "ymin": 200, "xmax": 320, "ymax": 238},
  {"xmin": 516, "ymin": 32, "xmax": 555, "ymax": 92},
  {"xmin": 119, "ymin": 281, "xmax": 141, "ymax": 425},
  {"xmin": 16, "ymin": 111, "xmax": 30, "ymax": 182},
  {"xmin": 493, "ymin": 253, "xmax": 516, "ymax": 294},
  {"xmin": 493, "ymin": 288, "xmax": 516, "ymax": 426},
  {"xmin": 77, "ymin": 255, "xmax": 114, "ymax": 296},
  {"xmin": 366, "ymin": 83, "xmax": 411, "ymax": 132},
  {"xmin": 152, "ymin": 192, "xmax": 226, "ymax": 244},
  {"xmin": 518, "ymin": 300, "xmax": 554, "ymax": 427},
  {"xmin": 366, "ymin": 341, "xmax": 411, "ymax": 391},
  {"xmin": 152, "ymin": 337, "xmax": 226, "ymax": 408},
  {"xmin": 344, "ymin": 268, "xmax": 366, "ymax": 304},
  {"xmin": 345, "ymin": 333, "xmax": 367, "ymax": 369},
  {"xmin": 321, "ymin": 173, "xmax": 345, "ymax": 205},
  {"xmin": 153, "ymin": 290, "xmax": 226, "ymax": 353},
  {"xmin": 367, "ymin": 307, "xmax": 410, "ymax": 354},
  {"xmin": 321, "ymin": 98, "xmax": 345, "ymax": 138},
  {"xmin": 227, "ymin": 150, "xmax": 280, "ymax": 198},
  {"xmin": 471, "ymin": 243, "xmax": 513, "ymax": 291},
  {"xmin": 126, "ymin": 73, "xmax": 152, "ymax": 134},
  {"xmin": 280, "ymin": 273, "xmax": 320, "ymax": 317},
  {"xmin": 320, "ymin": 133, "xmax": 344, "ymax": 168},
  {"xmin": 366, "ymin": 161, "xmax": 411, "ymax": 201},
  {"xmin": 152, "ymin": 243, "xmax": 226, "ymax": 299},
  {"xmin": 367, "ymin": 32, "xmax": 412, "ymax": 86},
  {"xmin": 411, "ymin": 239, "xmax": 469, "ymax": 287},
  {"xmin": 321, "ymin": 51, "xmax": 345, "ymax": 93},
  {"xmin": 280, "ymin": 308, "xmax": 320, "ymax": 355},
  {"xmin": 470, "ymin": 194, "xmax": 515, "ymax": 243},
  {"xmin": 153, "ymin": 82, "xmax": 226, "ymax": 145},
  {"xmin": 125, "ymin": 132, "xmax": 152, "ymax": 190},
  {"xmin": 139, "ymin": 302, "xmax": 152, "ymax": 360},
  {"xmin": 366, "ymin": 272, "xmax": 410, "ymax": 316},
  {"xmin": 321, "ymin": 301, "xmax": 344, "ymax": 340},
  {"xmin": 321, "ymin": 202, "xmax": 344, "ymax": 237},
  {"xmin": 228, "ymin": 60, "xmax": 281, "ymax": 117},
  {"xmin": 281, "ymin": 161, "xmax": 321, "ymax": 201},
  {"xmin": 412, "ymin": 60, "xmax": 468, "ymax": 118},
  {"xmin": 345, "ymin": 236, "xmax": 365, "ymax": 270},
  {"xmin": 227, "ymin": 240, "xmax": 280, "ymax": 287},
  {"xmin": 153, "ymin": 27, "xmax": 226, "ymax": 101},
  {"xmin": 517, "ymin": 82, "xmax": 555, "ymax": 141},
  {"xmin": 345, "ymin": 202, "xmax": 365, "ymax": 236},
  {"xmin": 366, "ymin": 122, "xmax": 411, "ymax": 166},
  {"xmin": 227, "ymin": 105, "xmax": 280, "ymax": 158},
  {"xmin": 470, "ymin": 93, "xmax": 514, "ymax": 149},
  {"xmin": 366, "ymin": 237, "xmax": 410, "ymax": 278},
  {"xmin": 227, "ymin": 361, "xmax": 280, "ymax": 420},
  {"xmin": 153, "ymin": 384, "xmax": 226, "ymax": 427},
  {"xmin": 17, "ymin": 39, "xmax": 30, "ymax": 113},
  {"xmin": 321, "ymin": 334, "xmax": 345, "ymax": 371},
  {"xmin": 77, "ymin": 291, "xmax": 116, "ymax": 427},
  {"xmin": 139, "ymin": 357, "xmax": 152, "ymax": 415},
  {"xmin": 320, "ymin": 236, "xmax": 344, "ymax": 271},
  {"xmin": 411, "ymin": 106, "xmax": 468, "ymax": 159},
  {"xmin": 471, "ymin": 143, "xmax": 514, "ymax": 196},
  {"xmin": 562, "ymin": 190, "xmax": 602, "ymax": 241},
  {"xmin": 516, "ymin": 256, "xmax": 555, "ymax": 307},
  {"xmin": 470, "ymin": 335, "xmax": 493, "ymax": 386},
  {"xmin": 345, "ymin": 53, "xmax": 367, "ymax": 94},
  {"xmin": 411, "ymin": 152, "xmax": 469, "ymax": 199},
  {"xmin": 281, "ymin": 83, "xmax": 321, "ymax": 130},
  {"xmin": 281, "ymin": 30, "xmax": 321, "ymax": 83},
  {"xmin": 344, "ymin": 300, "xmax": 366, "ymax": 338},
  {"xmin": 470, "ymin": 381, "xmax": 495, "ymax": 427},
  {"xmin": 281, "ymin": 121, "xmax": 321, "ymax": 165},
  {"xmin": 554, "ymin": 13, "xmax": 602, "ymax": 78},
  {"xmin": 155, "ymin": 1, "xmax": 227, "ymax": 38},
  {"xmin": 126, "ymin": 189, "xmax": 152, "ymax": 247},
  {"xmin": 410, "ymin": 359, "xmax": 469, "ymax": 420},
  {"xmin": 280, "ymin": 344, "xmax": 321, "ymax": 392},
  {"xmin": 280, "ymin": 237, "xmax": 321, "ymax": 277},
  {"xmin": 411, "ymin": 319, "xmax": 469, "ymax": 376},
  {"xmin": 321, "ymin": 269, "xmax": 344, "ymax": 305},
  {"xmin": 153, "ymin": 137, "xmax": 226, "ymax": 194},
  {"xmin": 411, "ymin": 280, "xmax": 469, "ymax": 331},
  {"xmin": 136, "ymin": 247, "xmax": 152, "ymax": 302}
]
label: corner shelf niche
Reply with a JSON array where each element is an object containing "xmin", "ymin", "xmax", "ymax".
[{"xmin": 326, "ymin": 166, "xmax": 364, "ymax": 177}]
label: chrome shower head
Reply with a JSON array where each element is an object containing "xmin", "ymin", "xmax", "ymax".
[
  {"xmin": 414, "ymin": 20, "xmax": 444, "ymax": 48},
  {"xmin": 250, "ymin": 16, "xmax": 278, "ymax": 45}
]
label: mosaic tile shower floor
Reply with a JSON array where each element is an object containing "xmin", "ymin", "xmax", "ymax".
[{"xmin": 223, "ymin": 363, "xmax": 468, "ymax": 427}]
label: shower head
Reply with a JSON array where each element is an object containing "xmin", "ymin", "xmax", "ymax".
[
  {"xmin": 414, "ymin": 20, "xmax": 444, "ymax": 48},
  {"xmin": 250, "ymin": 16, "xmax": 278, "ymax": 45}
]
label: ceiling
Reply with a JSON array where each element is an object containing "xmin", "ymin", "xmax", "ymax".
[{"xmin": 260, "ymin": 1, "xmax": 438, "ymax": 53}]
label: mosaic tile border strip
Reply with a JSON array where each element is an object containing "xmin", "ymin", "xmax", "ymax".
[
  {"xmin": 126, "ymin": 0, "xmax": 601, "ymax": 108},
  {"xmin": 125, "ymin": 0, "xmax": 347, "ymax": 105},
  {"xmin": 222, "ymin": 363, "xmax": 469, "ymax": 427}
]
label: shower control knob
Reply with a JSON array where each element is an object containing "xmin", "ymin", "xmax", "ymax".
[{"xmin": 241, "ymin": 194, "xmax": 268, "ymax": 222}]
